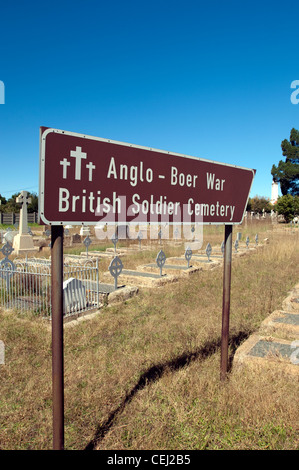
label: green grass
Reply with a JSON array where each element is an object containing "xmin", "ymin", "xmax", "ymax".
[{"xmin": 0, "ymin": 228, "xmax": 298, "ymax": 450}]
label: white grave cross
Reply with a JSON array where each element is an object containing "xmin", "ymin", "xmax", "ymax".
[{"xmin": 16, "ymin": 191, "xmax": 32, "ymax": 235}]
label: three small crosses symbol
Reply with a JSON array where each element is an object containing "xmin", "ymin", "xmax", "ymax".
[{"xmin": 60, "ymin": 147, "xmax": 96, "ymax": 181}]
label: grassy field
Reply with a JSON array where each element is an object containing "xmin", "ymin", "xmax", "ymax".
[{"xmin": 0, "ymin": 223, "xmax": 298, "ymax": 450}]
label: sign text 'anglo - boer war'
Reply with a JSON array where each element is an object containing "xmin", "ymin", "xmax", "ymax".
[{"xmin": 39, "ymin": 128, "xmax": 255, "ymax": 227}]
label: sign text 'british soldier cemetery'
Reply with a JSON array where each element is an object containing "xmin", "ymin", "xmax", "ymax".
[{"xmin": 39, "ymin": 128, "xmax": 255, "ymax": 227}]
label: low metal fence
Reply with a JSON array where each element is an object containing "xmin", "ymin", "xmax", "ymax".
[{"xmin": 0, "ymin": 255, "xmax": 99, "ymax": 319}]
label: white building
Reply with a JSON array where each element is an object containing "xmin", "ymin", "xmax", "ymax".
[{"xmin": 271, "ymin": 180, "xmax": 279, "ymax": 205}]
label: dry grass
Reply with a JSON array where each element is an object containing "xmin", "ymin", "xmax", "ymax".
[{"xmin": 0, "ymin": 227, "xmax": 298, "ymax": 450}]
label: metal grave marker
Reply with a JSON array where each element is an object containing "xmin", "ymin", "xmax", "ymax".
[
  {"xmin": 109, "ymin": 256, "xmax": 123, "ymax": 290},
  {"xmin": 0, "ymin": 242, "xmax": 14, "ymax": 290},
  {"xmin": 234, "ymin": 239, "xmax": 239, "ymax": 252},
  {"xmin": 221, "ymin": 241, "xmax": 225, "ymax": 257},
  {"xmin": 206, "ymin": 242, "xmax": 212, "ymax": 262},
  {"xmin": 83, "ymin": 235, "xmax": 92, "ymax": 258},
  {"xmin": 246, "ymin": 236, "xmax": 249, "ymax": 249},
  {"xmin": 185, "ymin": 247, "xmax": 192, "ymax": 268},
  {"xmin": 111, "ymin": 232, "xmax": 118, "ymax": 253},
  {"xmin": 137, "ymin": 230, "xmax": 143, "ymax": 250},
  {"xmin": 158, "ymin": 229, "xmax": 162, "ymax": 245},
  {"xmin": 156, "ymin": 250, "xmax": 166, "ymax": 276}
]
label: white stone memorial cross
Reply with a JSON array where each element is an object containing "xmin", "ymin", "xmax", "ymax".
[
  {"xmin": 16, "ymin": 191, "xmax": 32, "ymax": 235},
  {"xmin": 13, "ymin": 191, "xmax": 37, "ymax": 255}
]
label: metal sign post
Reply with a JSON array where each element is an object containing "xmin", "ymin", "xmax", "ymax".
[
  {"xmin": 220, "ymin": 224, "xmax": 233, "ymax": 381},
  {"xmin": 51, "ymin": 225, "xmax": 64, "ymax": 450}
]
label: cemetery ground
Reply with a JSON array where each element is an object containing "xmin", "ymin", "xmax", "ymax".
[{"xmin": 0, "ymin": 222, "xmax": 298, "ymax": 450}]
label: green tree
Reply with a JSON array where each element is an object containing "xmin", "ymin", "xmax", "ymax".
[
  {"xmin": 2, "ymin": 193, "xmax": 20, "ymax": 213},
  {"xmin": 27, "ymin": 193, "xmax": 38, "ymax": 213},
  {"xmin": 247, "ymin": 195, "xmax": 272, "ymax": 213},
  {"xmin": 275, "ymin": 194, "xmax": 299, "ymax": 223},
  {"xmin": 271, "ymin": 128, "xmax": 299, "ymax": 195},
  {"xmin": 1, "ymin": 192, "xmax": 38, "ymax": 213},
  {"xmin": 0, "ymin": 194, "xmax": 7, "ymax": 211}
]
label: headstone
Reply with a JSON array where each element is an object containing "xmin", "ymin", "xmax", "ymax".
[
  {"xmin": 12, "ymin": 191, "xmax": 38, "ymax": 255},
  {"xmin": 4, "ymin": 230, "xmax": 18, "ymax": 244},
  {"xmin": 80, "ymin": 226, "xmax": 91, "ymax": 237},
  {"xmin": 71, "ymin": 233, "xmax": 81, "ymax": 245},
  {"xmin": 63, "ymin": 277, "xmax": 87, "ymax": 314},
  {"xmin": 117, "ymin": 224, "xmax": 129, "ymax": 239}
]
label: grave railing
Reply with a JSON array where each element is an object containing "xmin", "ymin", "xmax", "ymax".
[{"xmin": 0, "ymin": 253, "xmax": 99, "ymax": 319}]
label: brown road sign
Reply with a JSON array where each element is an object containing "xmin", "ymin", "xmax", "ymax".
[{"xmin": 39, "ymin": 127, "xmax": 255, "ymax": 226}]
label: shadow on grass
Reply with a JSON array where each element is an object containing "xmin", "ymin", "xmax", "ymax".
[{"xmin": 84, "ymin": 329, "xmax": 251, "ymax": 450}]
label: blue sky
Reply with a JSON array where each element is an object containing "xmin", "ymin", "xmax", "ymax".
[{"xmin": 0, "ymin": 0, "xmax": 298, "ymax": 201}]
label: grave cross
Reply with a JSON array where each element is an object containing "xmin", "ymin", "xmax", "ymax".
[
  {"xmin": 83, "ymin": 236, "xmax": 92, "ymax": 258},
  {"xmin": 16, "ymin": 191, "xmax": 32, "ymax": 235},
  {"xmin": 221, "ymin": 241, "xmax": 225, "ymax": 257},
  {"xmin": 0, "ymin": 241, "xmax": 15, "ymax": 290},
  {"xmin": 206, "ymin": 243, "xmax": 212, "ymax": 262},
  {"xmin": 137, "ymin": 231, "xmax": 143, "ymax": 250},
  {"xmin": 109, "ymin": 256, "xmax": 123, "ymax": 290},
  {"xmin": 158, "ymin": 228, "xmax": 162, "ymax": 245},
  {"xmin": 156, "ymin": 250, "xmax": 166, "ymax": 277},
  {"xmin": 185, "ymin": 247, "xmax": 192, "ymax": 268},
  {"xmin": 111, "ymin": 233, "xmax": 118, "ymax": 253}
]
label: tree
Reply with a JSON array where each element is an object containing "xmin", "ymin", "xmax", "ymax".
[
  {"xmin": 271, "ymin": 128, "xmax": 299, "ymax": 195},
  {"xmin": 27, "ymin": 193, "xmax": 38, "ymax": 213},
  {"xmin": 275, "ymin": 194, "xmax": 299, "ymax": 223},
  {"xmin": 3, "ymin": 193, "xmax": 20, "ymax": 213},
  {"xmin": 0, "ymin": 192, "xmax": 38, "ymax": 213},
  {"xmin": 0, "ymin": 194, "xmax": 7, "ymax": 211},
  {"xmin": 246, "ymin": 195, "xmax": 272, "ymax": 213}
]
